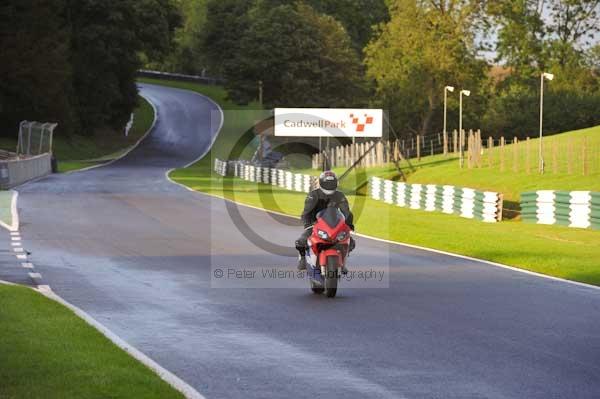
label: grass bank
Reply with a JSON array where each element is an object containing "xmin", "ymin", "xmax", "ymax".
[
  {"xmin": 147, "ymin": 78, "xmax": 600, "ymax": 286},
  {"xmin": 0, "ymin": 190, "xmax": 14, "ymax": 227},
  {"xmin": 0, "ymin": 95, "xmax": 155, "ymax": 173},
  {"xmin": 0, "ymin": 284, "xmax": 184, "ymax": 399}
]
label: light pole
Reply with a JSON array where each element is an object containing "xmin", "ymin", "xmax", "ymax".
[
  {"xmin": 444, "ymin": 86, "xmax": 454, "ymax": 154},
  {"xmin": 459, "ymin": 89, "xmax": 470, "ymax": 168},
  {"xmin": 539, "ymin": 72, "xmax": 554, "ymax": 174}
]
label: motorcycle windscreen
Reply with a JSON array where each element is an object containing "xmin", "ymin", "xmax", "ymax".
[{"xmin": 317, "ymin": 207, "xmax": 345, "ymax": 228}]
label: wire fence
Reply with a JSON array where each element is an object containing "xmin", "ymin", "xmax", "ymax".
[{"xmin": 312, "ymin": 129, "xmax": 600, "ymax": 176}]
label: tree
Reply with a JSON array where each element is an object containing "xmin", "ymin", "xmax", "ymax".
[
  {"xmin": 483, "ymin": 0, "xmax": 600, "ymax": 136},
  {"xmin": 202, "ymin": 0, "xmax": 252, "ymax": 76},
  {"xmin": 365, "ymin": 0, "xmax": 488, "ymax": 136},
  {"xmin": 306, "ymin": 0, "xmax": 389, "ymax": 53},
  {"xmin": 223, "ymin": 2, "xmax": 367, "ymax": 108},
  {"xmin": 0, "ymin": 0, "xmax": 75, "ymax": 135},
  {"xmin": 146, "ymin": 0, "xmax": 209, "ymax": 74},
  {"xmin": 545, "ymin": 0, "xmax": 600, "ymax": 67},
  {"xmin": 68, "ymin": 0, "xmax": 180, "ymax": 132}
]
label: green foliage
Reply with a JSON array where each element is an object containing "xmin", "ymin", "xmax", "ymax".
[
  {"xmin": 365, "ymin": 0, "xmax": 488, "ymax": 136},
  {"xmin": 483, "ymin": 0, "xmax": 600, "ymax": 137},
  {"xmin": 306, "ymin": 0, "xmax": 389, "ymax": 52},
  {"xmin": 484, "ymin": 86, "xmax": 600, "ymax": 138},
  {"xmin": 202, "ymin": 0, "xmax": 252, "ymax": 76},
  {"xmin": 146, "ymin": 0, "xmax": 209, "ymax": 74},
  {"xmin": 0, "ymin": 0, "xmax": 180, "ymax": 137},
  {"xmin": 69, "ymin": 0, "xmax": 180, "ymax": 133},
  {"xmin": 0, "ymin": 0, "xmax": 75, "ymax": 134},
  {"xmin": 223, "ymin": 2, "xmax": 367, "ymax": 108}
]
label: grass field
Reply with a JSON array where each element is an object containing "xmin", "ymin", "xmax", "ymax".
[
  {"xmin": 0, "ymin": 284, "xmax": 184, "ymax": 399},
  {"xmin": 0, "ymin": 95, "xmax": 155, "ymax": 173},
  {"xmin": 153, "ymin": 78, "xmax": 600, "ymax": 286},
  {"xmin": 399, "ymin": 125, "xmax": 600, "ymax": 204},
  {"xmin": 297, "ymin": 125, "xmax": 600, "ymax": 207}
]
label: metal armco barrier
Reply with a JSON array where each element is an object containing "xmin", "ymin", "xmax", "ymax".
[
  {"xmin": 521, "ymin": 190, "xmax": 600, "ymax": 230},
  {"xmin": 0, "ymin": 153, "xmax": 52, "ymax": 189},
  {"xmin": 214, "ymin": 159, "xmax": 317, "ymax": 193},
  {"xmin": 369, "ymin": 177, "xmax": 503, "ymax": 222}
]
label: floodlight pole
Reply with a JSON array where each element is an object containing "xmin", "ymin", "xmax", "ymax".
[{"xmin": 443, "ymin": 86, "xmax": 454, "ymax": 148}]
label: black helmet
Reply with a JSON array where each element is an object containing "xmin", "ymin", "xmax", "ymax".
[{"xmin": 319, "ymin": 170, "xmax": 338, "ymax": 194}]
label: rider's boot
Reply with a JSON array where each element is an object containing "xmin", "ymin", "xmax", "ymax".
[{"xmin": 297, "ymin": 256, "xmax": 307, "ymax": 271}]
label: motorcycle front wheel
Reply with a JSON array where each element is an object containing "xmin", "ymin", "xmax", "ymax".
[{"xmin": 324, "ymin": 256, "xmax": 339, "ymax": 298}]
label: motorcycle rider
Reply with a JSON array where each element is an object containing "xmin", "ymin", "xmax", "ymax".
[{"xmin": 295, "ymin": 170, "xmax": 355, "ymax": 271}]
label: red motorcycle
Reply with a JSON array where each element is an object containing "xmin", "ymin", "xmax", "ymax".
[{"xmin": 306, "ymin": 205, "xmax": 352, "ymax": 298}]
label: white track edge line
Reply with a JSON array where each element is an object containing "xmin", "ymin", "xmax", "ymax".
[
  {"xmin": 36, "ymin": 287, "xmax": 206, "ymax": 399},
  {"xmin": 0, "ymin": 190, "xmax": 19, "ymax": 232},
  {"xmin": 165, "ymin": 173, "xmax": 600, "ymax": 292},
  {"xmin": 2, "ymin": 86, "xmax": 206, "ymax": 398}
]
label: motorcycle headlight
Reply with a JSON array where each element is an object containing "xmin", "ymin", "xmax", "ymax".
[
  {"xmin": 336, "ymin": 231, "xmax": 348, "ymax": 241},
  {"xmin": 317, "ymin": 230, "xmax": 329, "ymax": 240}
]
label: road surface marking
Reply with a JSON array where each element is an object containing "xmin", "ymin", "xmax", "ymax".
[
  {"xmin": 21, "ymin": 262, "xmax": 33, "ymax": 269},
  {"xmin": 37, "ymin": 288, "xmax": 206, "ymax": 399},
  {"xmin": 11, "ymin": 236, "xmax": 20, "ymax": 241},
  {"xmin": 13, "ymin": 247, "xmax": 23, "ymax": 252},
  {"xmin": 28, "ymin": 272, "xmax": 42, "ymax": 279},
  {"xmin": 16, "ymin": 254, "xmax": 26, "ymax": 260}
]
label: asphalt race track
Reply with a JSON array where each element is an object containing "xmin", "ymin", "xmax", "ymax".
[{"xmin": 14, "ymin": 83, "xmax": 600, "ymax": 399}]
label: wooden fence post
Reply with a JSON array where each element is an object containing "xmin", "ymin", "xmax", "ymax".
[
  {"xmin": 513, "ymin": 137, "xmax": 518, "ymax": 172},
  {"xmin": 526, "ymin": 137, "xmax": 531, "ymax": 174},
  {"xmin": 476, "ymin": 129, "xmax": 482, "ymax": 167},
  {"xmin": 552, "ymin": 141, "xmax": 558, "ymax": 174},
  {"xmin": 488, "ymin": 137, "xmax": 493, "ymax": 168},
  {"xmin": 582, "ymin": 136, "xmax": 588, "ymax": 176},
  {"xmin": 453, "ymin": 130, "xmax": 458, "ymax": 154},
  {"xmin": 416, "ymin": 135, "xmax": 421, "ymax": 162},
  {"xmin": 567, "ymin": 137, "xmax": 573, "ymax": 174},
  {"xmin": 443, "ymin": 131, "xmax": 448, "ymax": 156},
  {"xmin": 500, "ymin": 136, "xmax": 505, "ymax": 172},
  {"xmin": 466, "ymin": 131, "xmax": 472, "ymax": 168},
  {"xmin": 430, "ymin": 139, "xmax": 434, "ymax": 156}
]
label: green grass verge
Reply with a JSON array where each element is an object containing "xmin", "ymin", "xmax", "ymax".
[
  {"xmin": 401, "ymin": 125, "xmax": 600, "ymax": 203},
  {"xmin": 0, "ymin": 95, "xmax": 155, "ymax": 173},
  {"xmin": 158, "ymin": 77, "xmax": 600, "ymax": 287},
  {"xmin": 0, "ymin": 190, "xmax": 13, "ymax": 227},
  {"xmin": 0, "ymin": 284, "xmax": 184, "ymax": 399}
]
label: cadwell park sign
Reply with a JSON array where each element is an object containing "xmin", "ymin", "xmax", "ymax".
[{"xmin": 274, "ymin": 108, "xmax": 383, "ymax": 137}]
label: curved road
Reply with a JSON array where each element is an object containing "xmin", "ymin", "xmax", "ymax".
[{"xmin": 16, "ymin": 83, "xmax": 600, "ymax": 398}]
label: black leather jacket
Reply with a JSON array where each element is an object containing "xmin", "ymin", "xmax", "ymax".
[{"xmin": 301, "ymin": 189, "xmax": 354, "ymax": 230}]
